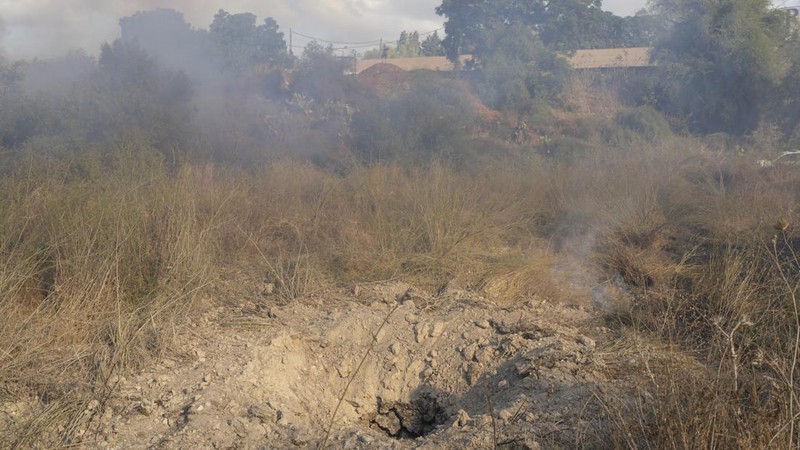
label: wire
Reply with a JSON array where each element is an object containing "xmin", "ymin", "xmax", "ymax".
[
  {"xmin": 292, "ymin": 31, "xmax": 383, "ymax": 46},
  {"xmin": 290, "ymin": 27, "xmax": 444, "ymax": 47}
]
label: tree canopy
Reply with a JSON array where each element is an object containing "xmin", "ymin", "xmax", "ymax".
[
  {"xmin": 649, "ymin": 0, "xmax": 796, "ymax": 134},
  {"xmin": 209, "ymin": 10, "xmax": 293, "ymax": 71},
  {"xmin": 436, "ymin": 0, "xmax": 654, "ymax": 61}
]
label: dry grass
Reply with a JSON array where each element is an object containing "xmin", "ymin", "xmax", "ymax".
[{"xmin": 3, "ymin": 104, "xmax": 800, "ymax": 448}]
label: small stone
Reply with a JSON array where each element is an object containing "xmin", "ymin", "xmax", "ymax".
[
  {"xmin": 374, "ymin": 411, "xmax": 401, "ymax": 435},
  {"xmin": 277, "ymin": 411, "xmax": 290, "ymax": 426},
  {"xmin": 389, "ymin": 343, "xmax": 401, "ymax": 355},
  {"xmin": 430, "ymin": 322, "xmax": 445, "ymax": 338},
  {"xmin": 202, "ymin": 374, "xmax": 211, "ymax": 383},
  {"xmin": 498, "ymin": 379, "xmax": 508, "ymax": 388},
  {"xmin": 422, "ymin": 367, "xmax": 434, "ymax": 379},
  {"xmin": 475, "ymin": 347, "xmax": 494, "ymax": 363},
  {"xmin": 461, "ymin": 344, "xmax": 477, "ymax": 362},
  {"xmin": 405, "ymin": 314, "xmax": 419, "ymax": 324},
  {"xmin": 456, "ymin": 409, "xmax": 471, "ymax": 427},
  {"xmin": 475, "ymin": 319, "xmax": 491, "ymax": 329},
  {"xmin": 429, "ymin": 350, "xmax": 438, "ymax": 358},
  {"xmin": 352, "ymin": 285, "xmax": 361, "ymax": 297},
  {"xmin": 248, "ymin": 405, "xmax": 270, "ymax": 423},
  {"xmin": 263, "ymin": 283, "xmax": 275, "ymax": 295},
  {"xmin": 415, "ymin": 323, "xmax": 429, "ymax": 343}
]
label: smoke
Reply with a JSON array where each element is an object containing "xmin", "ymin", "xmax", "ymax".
[
  {"xmin": 0, "ymin": 0, "xmax": 446, "ymax": 59},
  {"xmin": 0, "ymin": 16, "xmax": 6, "ymax": 57}
]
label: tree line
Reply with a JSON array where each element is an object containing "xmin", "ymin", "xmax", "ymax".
[{"xmin": 1, "ymin": 0, "xmax": 799, "ymax": 168}]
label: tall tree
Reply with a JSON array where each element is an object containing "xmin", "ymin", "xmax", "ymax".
[
  {"xmin": 420, "ymin": 31, "xmax": 445, "ymax": 56},
  {"xmin": 119, "ymin": 9, "xmax": 213, "ymax": 78},
  {"xmin": 436, "ymin": 0, "xmax": 636, "ymax": 61},
  {"xmin": 209, "ymin": 10, "xmax": 293, "ymax": 72},
  {"xmin": 650, "ymin": 0, "xmax": 795, "ymax": 134}
]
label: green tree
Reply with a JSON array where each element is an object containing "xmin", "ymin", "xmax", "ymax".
[
  {"xmin": 209, "ymin": 10, "xmax": 293, "ymax": 72},
  {"xmin": 92, "ymin": 40, "xmax": 196, "ymax": 150},
  {"xmin": 650, "ymin": 0, "xmax": 794, "ymax": 134},
  {"xmin": 436, "ymin": 0, "xmax": 638, "ymax": 60},
  {"xmin": 420, "ymin": 31, "xmax": 445, "ymax": 56},
  {"xmin": 119, "ymin": 9, "xmax": 213, "ymax": 77}
]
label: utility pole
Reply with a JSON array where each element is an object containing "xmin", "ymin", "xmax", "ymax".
[{"xmin": 289, "ymin": 28, "xmax": 293, "ymax": 56}]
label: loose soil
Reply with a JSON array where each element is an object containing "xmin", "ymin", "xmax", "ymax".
[{"xmin": 0, "ymin": 272, "xmax": 627, "ymax": 449}]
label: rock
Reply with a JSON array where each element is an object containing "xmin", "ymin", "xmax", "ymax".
[
  {"xmin": 352, "ymin": 285, "xmax": 361, "ymax": 297},
  {"xmin": 389, "ymin": 343, "xmax": 401, "ymax": 355},
  {"xmin": 276, "ymin": 410, "xmax": 289, "ymax": 426},
  {"xmin": 475, "ymin": 346, "xmax": 494, "ymax": 363},
  {"xmin": 498, "ymin": 379, "xmax": 508, "ymax": 388},
  {"xmin": 475, "ymin": 319, "xmax": 491, "ymax": 329},
  {"xmin": 415, "ymin": 323, "xmax": 429, "ymax": 343},
  {"xmin": 461, "ymin": 344, "xmax": 478, "ymax": 362},
  {"xmin": 405, "ymin": 313, "xmax": 419, "ymax": 324},
  {"xmin": 430, "ymin": 322, "xmax": 445, "ymax": 338},
  {"xmin": 373, "ymin": 411, "xmax": 402, "ymax": 435},
  {"xmin": 455, "ymin": 409, "xmax": 471, "ymax": 427},
  {"xmin": 263, "ymin": 283, "xmax": 275, "ymax": 295}
]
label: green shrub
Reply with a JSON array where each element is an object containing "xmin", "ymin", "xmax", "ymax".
[{"xmin": 610, "ymin": 106, "xmax": 673, "ymax": 144}]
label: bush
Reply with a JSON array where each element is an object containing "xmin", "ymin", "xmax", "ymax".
[
  {"xmin": 350, "ymin": 76, "xmax": 478, "ymax": 164},
  {"xmin": 609, "ymin": 106, "xmax": 673, "ymax": 144}
]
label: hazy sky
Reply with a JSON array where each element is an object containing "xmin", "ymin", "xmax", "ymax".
[{"xmin": 0, "ymin": 0, "xmax": 649, "ymax": 59}]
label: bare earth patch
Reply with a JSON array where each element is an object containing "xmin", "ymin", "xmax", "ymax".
[{"xmin": 12, "ymin": 278, "xmax": 619, "ymax": 449}]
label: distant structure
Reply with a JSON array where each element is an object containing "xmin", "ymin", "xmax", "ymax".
[
  {"xmin": 355, "ymin": 55, "xmax": 474, "ymax": 73},
  {"xmin": 354, "ymin": 48, "xmax": 654, "ymax": 74}
]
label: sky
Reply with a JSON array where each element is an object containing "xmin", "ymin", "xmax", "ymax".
[{"xmin": 0, "ymin": 0, "xmax": 649, "ymax": 59}]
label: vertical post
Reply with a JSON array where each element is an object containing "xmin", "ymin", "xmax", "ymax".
[{"xmin": 289, "ymin": 28, "xmax": 293, "ymax": 56}]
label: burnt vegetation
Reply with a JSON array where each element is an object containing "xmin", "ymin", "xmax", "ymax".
[{"xmin": 2, "ymin": 1, "xmax": 800, "ymax": 448}]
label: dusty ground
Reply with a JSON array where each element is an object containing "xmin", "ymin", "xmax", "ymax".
[{"xmin": 2, "ymin": 270, "xmax": 627, "ymax": 449}]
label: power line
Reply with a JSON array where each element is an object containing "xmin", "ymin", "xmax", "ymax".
[
  {"xmin": 292, "ymin": 31, "xmax": 382, "ymax": 46},
  {"xmin": 291, "ymin": 27, "xmax": 444, "ymax": 48}
]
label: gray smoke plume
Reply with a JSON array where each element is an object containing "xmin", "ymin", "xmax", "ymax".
[{"xmin": 0, "ymin": 0, "xmax": 447, "ymax": 59}]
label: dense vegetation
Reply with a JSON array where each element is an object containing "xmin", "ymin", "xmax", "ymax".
[{"xmin": 2, "ymin": 1, "xmax": 800, "ymax": 448}]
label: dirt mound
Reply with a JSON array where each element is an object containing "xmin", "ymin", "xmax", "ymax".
[
  {"xmin": 357, "ymin": 63, "xmax": 413, "ymax": 97},
  {"xmin": 356, "ymin": 63, "xmax": 501, "ymax": 124},
  {"xmin": 20, "ymin": 279, "xmax": 614, "ymax": 449}
]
